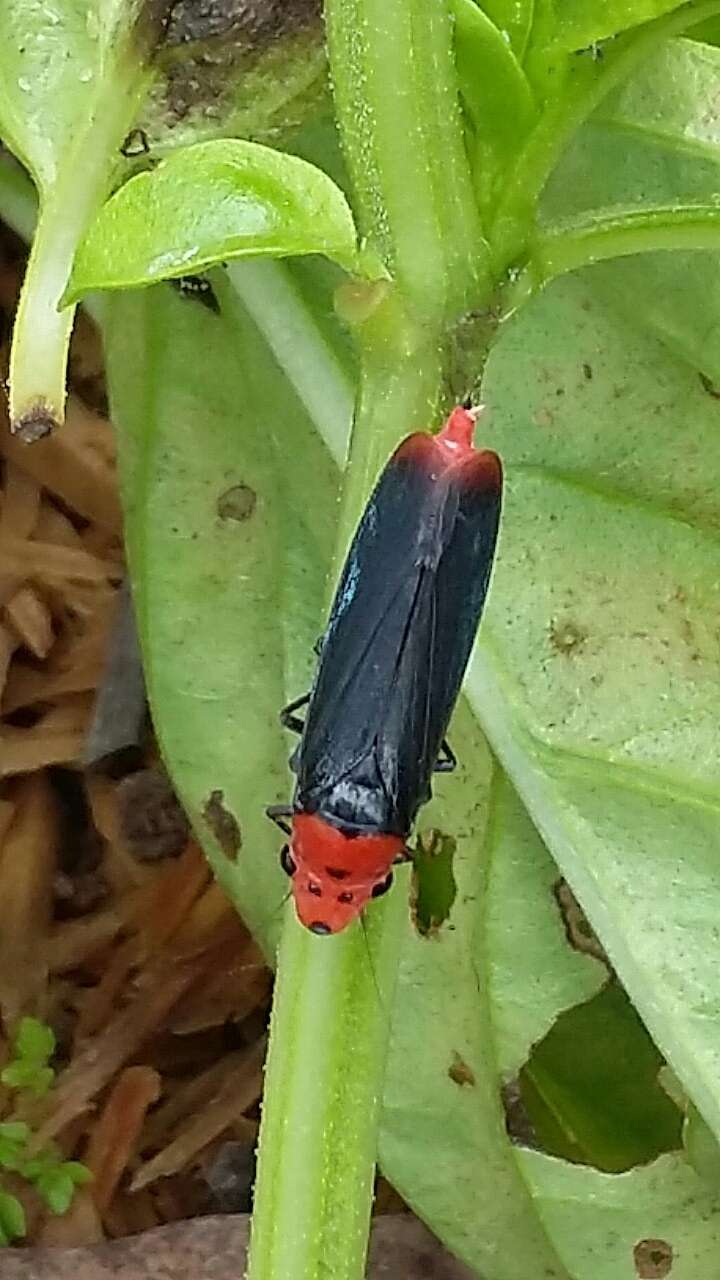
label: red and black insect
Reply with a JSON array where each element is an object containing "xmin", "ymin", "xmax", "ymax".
[{"xmin": 268, "ymin": 405, "xmax": 502, "ymax": 934}]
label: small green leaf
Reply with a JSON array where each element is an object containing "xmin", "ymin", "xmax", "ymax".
[
  {"xmin": 62, "ymin": 1161, "xmax": 93, "ymax": 1187},
  {"xmin": 1, "ymin": 1062, "xmax": 54, "ymax": 1099},
  {"xmin": 477, "ymin": 0, "xmax": 535, "ymax": 57},
  {"xmin": 452, "ymin": 0, "xmax": 538, "ymax": 211},
  {"xmin": 66, "ymin": 139, "xmax": 365, "ymax": 303},
  {"xmin": 14, "ymin": 1016, "xmax": 55, "ymax": 1066},
  {"xmin": 0, "ymin": 1191, "xmax": 26, "ymax": 1243},
  {"xmin": 0, "ymin": 1124, "xmax": 30, "ymax": 1146},
  {"xmin": 36, "ymin": 1167, "xmax": 75, "ymax": 1216}
]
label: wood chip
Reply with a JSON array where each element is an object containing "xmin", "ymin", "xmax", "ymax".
[
  {"xmin": 130, "ymin": 1040, "xmax": 264, "ymax": 1191},
  {"xmin": 0, "ymin": 396, "xmax": 121, "ymax": 531},
  {"xmin": 0, "ymin": 772, "xmax": 57, "ymax": 1024},
  {"xmin": 5, "ymin": 585, "xmax": 54, "ymax": 658},
  {"xmin": 85, "ymin": 1066, "xmax": 162, "ymax": 1215}
]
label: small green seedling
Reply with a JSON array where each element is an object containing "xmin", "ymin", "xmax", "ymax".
[{"xmin": 0, "ymin": 1018, "xmax": 92, "ymax": 1244}]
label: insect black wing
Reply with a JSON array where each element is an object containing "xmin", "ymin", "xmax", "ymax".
[
  {"xmin": 381, "ymin": 448, "xmax": 502, "ymax": 828},
  {"xmin": 294, "ymin": 434, "xmax": 502, "ymax": 834}
]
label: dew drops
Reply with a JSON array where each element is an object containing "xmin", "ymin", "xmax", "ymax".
[
  {"xmin": 17, "ymin": 77, "xmax": 31, "ymax": 93},
  {"xmin": 79, "ymin": 68, "xmax": 93, "ymax": 83}
]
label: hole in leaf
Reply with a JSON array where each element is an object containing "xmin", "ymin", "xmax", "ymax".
[
  {"xmin": 410, "ymin": 829, "xmax": 456, "ymax": 937},
  {"xmin": 633, "ymin": 1237, "xmax": 673, "ymax": 1278},
  {"xmin": 520, "ymin": 982, "xmax": 683, "ymax": 1173}
]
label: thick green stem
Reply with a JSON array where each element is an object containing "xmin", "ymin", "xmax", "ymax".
[
  {"xmin": 490, "ymin": 0, "xmax": 720, "ymax": 274},
  {"xmin": 247, "ymin": 5, "xmax": 491, "ymax": 1280},
  {"xmin": 248, "ymin": 893, "xmax": 406, "ymax": 1280}
]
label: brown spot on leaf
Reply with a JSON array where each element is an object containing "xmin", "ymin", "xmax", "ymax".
[
  {"xmin": 582, "ymin": 362, "xmax": 593, "ymax": 381},
  {"xmin": 549, "ymin": 619, "xmax": 587, "ymax": 656},
  {"xmin": 501, "ymin": 1078, "xmax": 537, "ymax": 1147},
  {"xmin": 634, "ymin": 1238, "xmax": 673, "ymax": 1278},
  {"xmin": 202, "ymin": 789, "xmax": 242, "ymax": 858},
  {"xmin": 553, "ymin": 879, "xmax": 609, "ymax": 966},
  {"xmin": 448, "ymin": 1052, "xmax": 475, "ymax": 1088},
  {"xmin": 121, "ymin": 127, "xmax": 150, "ymax": 157},
  {"xmin": 217, "ymin": 484, "xmax": 257, "ymax": 522},
  {"xmin": 699, "ymin": 371, "xmax": 720, "ymax": 400}
]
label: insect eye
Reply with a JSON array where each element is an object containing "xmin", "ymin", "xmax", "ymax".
[
  {"xmin": 371, "ymin": 872, "xmax": 394, "ymax": 898},
  {"xmin": 308, "ymin": 881, "xmax": 322, "ymax": 897},
  {"xmin": 280, "ymin": 845, "xmax": 296, "ymax": 877},
  {"xmin": 338, "ymin": 891, "xmax": 353, "ymax": 905}
]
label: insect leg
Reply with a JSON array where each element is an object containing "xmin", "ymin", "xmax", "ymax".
[
  {"xmin": 434, "ymin": 738, "xmax": 457, "ymax": 774},
  {"xmin": 280, "ymin": 693, "xmax": 310, "ymax": 735},
  {"xmin": 266, "ymin": 804, "xmax": 293, "ymax": 835}
]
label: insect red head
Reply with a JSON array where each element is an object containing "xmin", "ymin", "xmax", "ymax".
[
  {"xmin": 434, "ymin": 404, "xmax": 482, "ymax": 462},
  {"xmin": 287, "ymin": 813, "xmax": 404, "ymax": 934}
]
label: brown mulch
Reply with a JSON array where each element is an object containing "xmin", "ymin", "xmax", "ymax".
[
  {"xmin": 0, "ymin": 224, "xmax": 275, "ymax": 1246},
  {"xmin": 0, "ymin": 221, "xmax": 418, "ymax": 1259}
]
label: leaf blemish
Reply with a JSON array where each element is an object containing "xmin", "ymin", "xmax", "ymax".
[
  {"xmin": 699, "ymin": 371, "xmax": 720, "ymax": 400},
  {"xmin": 448, "ymin": 1052, "xmax": 475, "ymax": 1088},
  {"xmin": 549, "ymin": 619, "xmax": 587, "ymax": 656},
  {"xmin": 202, "ymin": 789, "xmax": 242, "ymax": 858},
  {"xmin": 217, "ymin": 484, "xmax": 257, "ymax": 522},
  {"xmin": 553, "ymin": 879, "xmax": 609, "ymax": 966},
  {"xmin": 633, "ymin": 1237, "xmax": 673, "ymax": 1278}
]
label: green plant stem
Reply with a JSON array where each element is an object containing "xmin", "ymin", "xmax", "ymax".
[
  {"xmin": 489, "ymin": 0, "xmax": 720, "ymax": 274},
  {"xmin": 226, "ymin": 259, "xmax": 355, "ymax": 465},
  {"xmin": 247, "ymin": 4, "xmax": 493, "ymax": 1280},
  {"xmin": 249, "ymin": 893, "xmax": 406, "ymax": 1280},
  {"xmin": 8, "ymin": 66, "xmax": 149, "ymax": 435},
  {"xmin": 527, "ymin": 204, "xmax": 720, "ymax": 289}
]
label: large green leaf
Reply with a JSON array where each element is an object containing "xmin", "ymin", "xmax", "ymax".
[{"xmin": 102, "ymin": 273, "xmax": 340, "ymax": 952}]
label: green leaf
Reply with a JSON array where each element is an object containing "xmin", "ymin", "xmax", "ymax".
[
  {"xmin": 102, "ymin": 272, "xmax": 341, "ymax": 952},
  {"xmin": 0, "ymin": 0, "xmax": 164, "ymax": 432},
  {"xmin": 36, "ymin": 1167, "xmax": 76, "ymax": 1216},
  {"xmin": 477, "ymin": 0, "xmax": 535, "ymax": 57},
  {"xmin": 66, "ymin": 139, "xmax": 367, "ymax": 302},
  {"xmin": 0, "ymin": 1191, "xmax": 25, "ymax": 1243},
  {"xmin": 14, "ymin": 1016, "xmax": 55, "ymax": 1066},
  {"xmin": 548, "ymin": 0, "xmax": 694, "ymax": 50},
  {"xmin": 521, "ymin": 1150, "xmax": 720, "ymax": 1277},
  {"xmin": 0, "ymin": 1124, "xmax": 31, "ymax": 1146},
  {"xmin": 452, "ymin": 0, "xmax": 538, "ymax": 211},
  {"xmin": 61, "ymin": 1161, "xmax": 93, "ymax": 1187},
  {"xmin": 0, "ymin": 1062, "xmax": 54, "ymax": 1098}
]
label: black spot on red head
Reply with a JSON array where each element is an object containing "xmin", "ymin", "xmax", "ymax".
[{"xmin": 325, "ymin": 866, "xmax": 349, "ymax": 880}]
